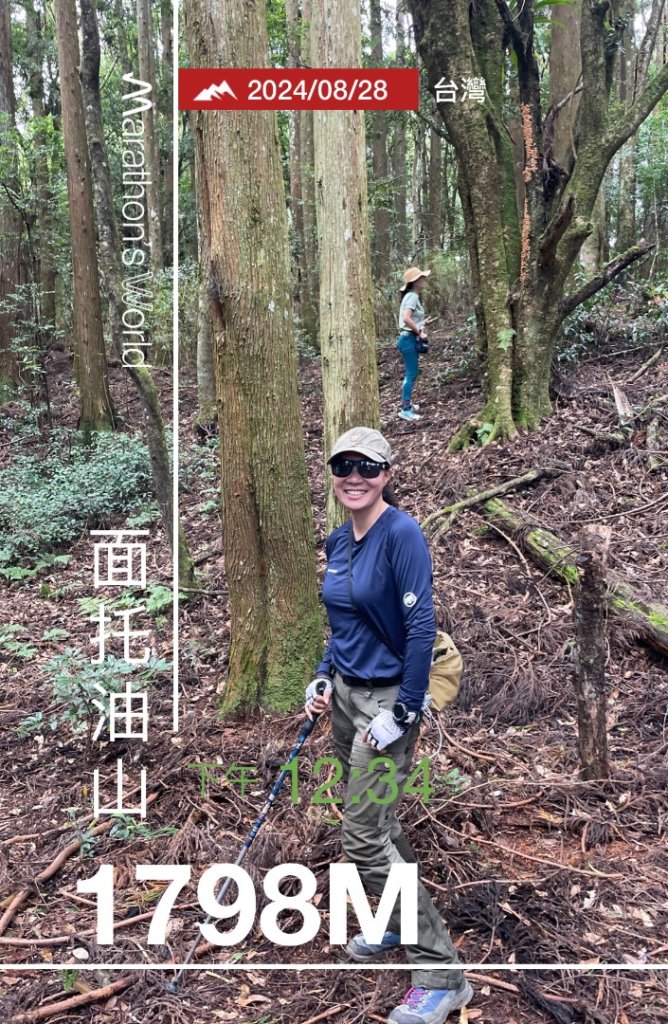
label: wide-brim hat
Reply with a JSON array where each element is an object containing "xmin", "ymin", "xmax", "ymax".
[
  {"xmin": 400, "ymin": 266, "xmax": 431, "ymax": 292},
  {"xmin": 327, "ymin": 427, "xmax": 393, "ymax": 466}
]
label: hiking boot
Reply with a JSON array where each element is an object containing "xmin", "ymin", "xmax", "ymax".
[
  {"xmin": 398, "ymin": 408, "xmax": 421, "ymax": 422},
  {"xmin": 346, "ymin": 930, "xmax": 402, "ymax": 963},
  {"xmin": 388, "ymin": 981, "xmax": 474, "ymax": 1024}
]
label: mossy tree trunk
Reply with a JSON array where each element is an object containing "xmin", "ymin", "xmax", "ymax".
[
  {"xmin": 54, "ymin": 0, "xmax": 116, "ymax": 435},
  {"xmin": 186, "ymin": 0, "xmax": 323, "ymax": 715},
  {"xmin": 311, "ymin": 0, "xmax": 380, "ymax": 529},
  {"xmin": 80, "ymin": 0, "xmax": 195, "ymax": 590},
  {"xmin": 408, "ymin": 0, "xmax": 668, "ymax": 446}
]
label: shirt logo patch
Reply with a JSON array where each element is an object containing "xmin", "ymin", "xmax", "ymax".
[{"xmin": 403, "ymin": 592, "xmax": 417, "ymax": 607}]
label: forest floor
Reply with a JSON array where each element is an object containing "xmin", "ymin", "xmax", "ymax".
[{"xmin": 1, "ymin": 309, "xmax": 667, "ymax": 1024}]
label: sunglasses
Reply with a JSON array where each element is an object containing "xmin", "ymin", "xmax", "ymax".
[{"xmin": 330, "ymin": 457, "xmax": 389, "ymax": 479}]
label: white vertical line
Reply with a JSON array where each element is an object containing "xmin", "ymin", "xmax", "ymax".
[{"xmin": 172, "ymin": 0, "xmax": 180, "ymax": 732}]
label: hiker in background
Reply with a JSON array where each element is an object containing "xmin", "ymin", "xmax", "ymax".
[
  {"xmin": 397, "ymin": 267, "xmax": 430, "ymax": 423},
  {"xmin": 305, "ymin": 426, "xmax": 473, "ymax": 1024}
]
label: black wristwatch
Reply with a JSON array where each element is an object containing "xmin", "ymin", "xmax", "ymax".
[{"xmin": 392, "ymin": 700, "xmax": 420, "ymax": 727}]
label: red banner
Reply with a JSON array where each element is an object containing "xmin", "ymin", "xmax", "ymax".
[{"xmin": 179, "ymin": 68, "xmax": 419, "ymax": 111}]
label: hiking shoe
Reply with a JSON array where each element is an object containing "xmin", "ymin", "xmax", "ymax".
[
  {"xmin": 388, "ymin": 981, "xmax": 474, "ymax": 1024},
  {"xmin": 398, "ymin": 408, "xmax": 421, "ymax": 422},
  {"xmin": 346, "ymin": 930, "xmax": 402, "ymax": 962}
]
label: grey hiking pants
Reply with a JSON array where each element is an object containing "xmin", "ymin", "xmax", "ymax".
[{"xmin": 331, "ymin": 672, "xmax": 465, "ymax": 990}]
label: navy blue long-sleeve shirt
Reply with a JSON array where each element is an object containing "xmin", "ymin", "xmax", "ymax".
[{"xmin": 316, "ymin": 506, "xmax": 436, "ymax": 711}]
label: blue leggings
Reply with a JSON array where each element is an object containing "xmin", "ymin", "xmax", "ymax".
[{"xmin": 397, "ymin": 333, "xmax": 420, "ymax": 405}]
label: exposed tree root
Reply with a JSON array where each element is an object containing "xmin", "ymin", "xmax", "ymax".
[{"xmin": 448, "ymin": 413, "xmax": 519, "ymax": 452}]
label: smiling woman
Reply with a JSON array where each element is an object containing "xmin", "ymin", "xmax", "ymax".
[{"xmin": 304, "ymin": 426, "xmax": 473, "ymax": 1024}]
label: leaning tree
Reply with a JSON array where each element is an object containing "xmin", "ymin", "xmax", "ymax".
[{"xmin": 408, "ymin": 0, "xmax": 668, "ymax": 446}]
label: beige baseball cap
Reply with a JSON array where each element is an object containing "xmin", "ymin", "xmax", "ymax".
[
  {"xmin": 328, "ymin": 427, "xmax": 393, "ymax": 465},
  {"xmin": 400, "ymin": 266, "xmax": 431, "ymax": 292}
]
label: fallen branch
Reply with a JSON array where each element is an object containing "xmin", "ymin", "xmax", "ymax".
[
  {"xmin": 482, "ymin": 499, "xmax": 668, "ymax": 657},
  {"xmin": 560, "ymin": 241, "xmax": 653, "ymax": 318},
  {"xmin": 420, "ymin": 467, "xmax": 561, "ymax": 533},
  {"xmin": 626, "ymin": 346, "xmax": 663, "ymax": 384},
  {"xmin": 0, "ymin": 791, "xmax": 160, "ymax": 936},
  {"xmin": 300, "ymin": 1006, "xmax": 346, "ymax": 1024},
  {"xmin": 8, "ymin": 977, "xmax": 135, "ymax": 1022}
]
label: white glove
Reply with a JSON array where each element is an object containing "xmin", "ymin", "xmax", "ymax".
[
  {"xmin": 363, "ymin": 709, "xmax": 406, "ymax": 751},
  {"xmin": 305, "ymin": 676, "xmax": 332, "ymax": 717}
]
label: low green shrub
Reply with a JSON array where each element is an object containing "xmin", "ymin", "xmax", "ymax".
[{"xmin": 0, "ymin": 430, "xmax": 153, "ymax": 561}]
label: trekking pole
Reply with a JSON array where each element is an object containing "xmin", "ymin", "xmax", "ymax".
[{"xmin": 165, "ymin": 688, "xmax": 328, "ymax": 995}]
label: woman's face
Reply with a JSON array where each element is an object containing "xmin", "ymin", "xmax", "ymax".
[
  {"xmin": 331, "ymin": 450, "xmax": 390, "ymax": 513},
  {"xmin": 414, "ymin": 276, "xmax": 426, "ymax": 293}
]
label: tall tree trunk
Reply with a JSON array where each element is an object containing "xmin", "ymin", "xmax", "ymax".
[
  {"xmin": 24, "ymin": 0, "xmax": 57, "ymax": 343},
  {"xmin": 370, "ymin": 0, "xmax": 391, "ymax": 279},
  {"xmin": 391, "ymin": 3, "xmax": 409, "ymax": 261},
  {"xmin": 136, "ymin": 0, "xmax": 164, "ymax": 270},
  {"xmin": 195, "ymin": 269, "xmax": 216, "ymax": 430},
  {"xmin": 310, "ymin": 0, "xmax": 380, "ymax": 529},
  {"xmin": 581, "ymin": 187, "xmax": 606, "ymax": 272},
  {"xmin": 547, "ymin": 0, "xmax": 582, "ymax": 175},
  {"xmin": 113, "ymin": 0, "xmax": 133, "ymax": 77},
  {"xmin": 190, "ymin": 115, "xmax": 216, "ymax": 431},
  {"xmin": 0, "ymin": 0, "xmax": 20, "ymax": 387},
  {"xmin": 411, "ymin": 118, "xmax": 426, "ymax": 260},
  {"xmin": 186, "ymin": 0, "xmax": 323, "ymax": 714},
  {"xmin": 160, "ymin": 0, "xmax": 173, "ymax": 261},
  {"xmin": 300, "ymin": 0, "xmax": 319, "ymax": 348},
  {"xmin": 426, "ymin": 127, "xmax": 442, "ymax": 250},
  {"xmin": 79, "ymin": 0, "xmax": 194, "ymax": 587},
  {"xmin": 286, "ymin": 0, "xmax": 308, "ymax": 341},
  {"xmin": 54, "ymin": 0, "xmax": 116, "ymax": 433}
]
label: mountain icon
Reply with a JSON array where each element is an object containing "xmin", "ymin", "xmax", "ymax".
[{"xmin": 194, "ymin": 80, "xmax": 238, "ymax": 102}]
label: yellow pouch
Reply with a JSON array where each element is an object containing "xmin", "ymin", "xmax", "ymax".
[{"xmin": 428, "ymin": 631, "xmax": 463, "ymax": 710}]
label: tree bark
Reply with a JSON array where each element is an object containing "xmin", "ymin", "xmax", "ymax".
[
  {"xmin": 160, "ymin": 0, "xmax": 173, "ymax": 261},
  {"xmin": 310, "ymin": 0, "xmax": 381, "ymax": 529},
  {"xmin": 136, "ymin": 0, "xmax": 164, "ymax": 270},
  {"xmin": 370, "ymin": 0, "xmax": 391, "ymax": 278},
  {"xmin": 24, "ymin": 0, "xmax": 57, "ymax": 343},
  {"xmin": 0, "ymin": 0, "xmax": 20, "ymax": 387},
  {"xmin": 483, "ymin": 498, "xmax": 668, "ymax": 657},
  {"xmin": 187, "ymin": 0, "xmax": 323, "ymax": 713},
  {"xmin": 546, "ymin": 0, "xmax": 582, "ymax": 175},
  {"xmin": 54, "ymin": 0, "xmax": 116, "ymax": 434},
  {"xmin": 80, "ymin": 0, "xmax": 195, "ymax": 588},
  {"xmin": 195, "ymin": 265, "xmax": 216, "ymax": 431},
  {"xmin": 573, "ymin": 525, "xmax": 611, "ymax": 780},
  {"xmin": 426, "ymin": 127, "xmax": 442, "ymax": 250},
  {"xmin": 391, "ymin": 2, "xmax": 409, "ymax": 261}
]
